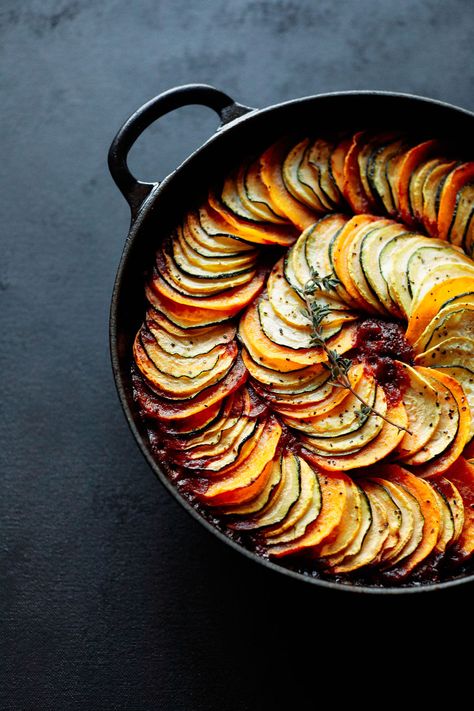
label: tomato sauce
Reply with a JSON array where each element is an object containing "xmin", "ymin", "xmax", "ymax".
[{"xmin": 352, "ymin": 318, "xmax": 415, "ymax": 405}]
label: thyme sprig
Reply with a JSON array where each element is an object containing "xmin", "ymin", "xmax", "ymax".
[{"xmin": 303, "ymin": 269, "xmax": 411, "ymax": 434}]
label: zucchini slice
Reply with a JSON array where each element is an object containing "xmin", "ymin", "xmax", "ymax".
[
  {"xmin": 143, "ymin": 330, "xmax": 222, "ymax": 378},
  {"xmin": 363, "ymin": 133, "xmax": 406, "ymax": 215},
  {"xmin": 409, "ymin": 156, "xmax": 446, "ymax": 225},
  {"xmin": 413, "ymin": 302, "xmax": 474, "ymax": 352},
  {"xmin": 300, "ymin": 386, "xmax": 386, "ymax": 455},
  {"xmin": 196, "ymin": 416, "xmax": 282, "ymax": 507},
  {"xmin": 258, "ymin": 296, "xmax": 344, "ymax": 350},
  {"xmin": 241, "ymin": 347, "xmax": 327, "ymax": 392},
  {"xmin": 380, "ymin": 466, "xmax": 441, "ymax": 576},
  {"xmin": 172, "ymin": 392, "xmax": 245, "ymax": 450},
  {"xmin": 360, "ymin": 480, "xmax": 403, "ymax": 564},
  {"xmin": 415, "ymin": 335, "xmax": 474, "ymax": 372},
  {"xmin": 147, "ymin": 317, "xmax": 236, "ymax": 358},
  {"xmin": 162, "ymin": 245, "xmax": 256, "ymax": 295},
  {"xmin": 222, "ymin": 455, "xmax": 282, "ymax": 517},
  {"xmin": 438, "ymin": 162, "xmax": 474, "ymax": 241},
  {"xmin": 421, "ymin": 160, "xmax": 458, "ymax": 236},
  {"xmin": 401, "ymin": 368, "xmax": 459, "ymax": 466},
  {"xmin": 265, "ymin": 456, "xmax": 319, "ymax": 541},
  {"xmin": 432, "ymin": 476, "xmax": 465, "ymax": 543},
  {"xmin": 383, "ymin": 235, "xmax": 429, "ymax": 317},
  {"xmin": 179, "ymin": 418, "xmax": 259, "ymax": 470},
  {"xmin": 260, "ymin": 139, "xmax": 318, "ymax": 230},
  {"xmin": 265, "ymin": 463, "xmax": 322, "ymax": 545},
  {"xmin": 323, "ymin": 487, "xmax": 371, "ymax": 568},
  {"xmin": 232, "ymin": 452, "xmax": 300, "ymax": 530},
  {"xmin": 307, "ymin": 137, "xmax": 345, "ymax": 208},
  {"xmin": 372, "ymin": 478, "xmax": 423, "ymax": 568},
  {"xmin": 269, "ymin": 469, "xmax": 349, "ymax": 557},
  {"xmin": 267, "ymin": 258, "xmax": 310, "ymax": 329},
  {"xmin": 359, "ymin": 224, "xmax": 411, "ymax": 317},
  {"xmin": 174, "ymin": 226, "xmax": 257, "ymax": 275},
  {"xmin": 286, "ymin": 375, "xmax": 377, "ymax": 438},
  {"xmin": 394, "ymin": 363, "xmax": 441, "ymax": 461},
  {"xmin": 396, "ymin": 139, "xmax": 441, "ymax": 226},
  {"xmin": 315, "ymin": 478, "xmax": 362, "ymax": 557},
  {"xmin": 446, "ymin": 182, "xmax": 474, "ymax": 252},
  {"xmin": 304, "ymin": 400, "xmax": 407, "ymax": 471},
  {"xmin": 331, "ymin": 484, "xmax": 388, "ymax": 572},
  {"xmin": 182, "ymin": 215, "xmax": 255, "ymax": 259},
  {"xmin": 347, "ymin": 221, "xmax": 392, "ymax": 314},
  {"xmin": 241, "ymin": 158, "xmax": 288, "ymax": 222},
  {"xmin": 191, "ymin": 207, "xmax": 257, "ymax": 252},
  {"xmin": 135, "ymin": 332, "xmax": 237, "ymax": 398},
  {"xmin": 406, "ymin": 243, "xmax": 471, "ymax": 300},
  {"xmin": 283, "ymin": 138, "xmax": 327, "ymax": 211}
]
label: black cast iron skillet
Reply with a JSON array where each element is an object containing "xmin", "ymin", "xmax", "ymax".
[{"xmin": 108, "ymin": 84, "xmax": 474, "ymax": 594}]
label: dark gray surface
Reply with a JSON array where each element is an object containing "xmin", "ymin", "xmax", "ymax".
[{"xmin": 2, "ymin": 1, "xmax": 474, "ymax": 709}]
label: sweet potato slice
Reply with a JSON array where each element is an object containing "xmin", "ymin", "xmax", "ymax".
[
  {"xmin": 221, "ymin": 456, "xmax": 283, "ymax": 517},
  {"xmin": 438, "ymin": 162, "xmax": 474, "ymax": 241},
  {"xmin": 264, "ymin": 456, "xmax": 319, "ymax": 542},
  {"xmin": 315, "ymin": 477, "xmax": 362, "ymax": 557},
  {"xmin": 330, "ymin": 486, "xmax": 389, "ymax": 573},
  {"xmin": 432, "ymin": 471, "xmax": 465, "ymax": 546},
  {"xmin": 208, "ymin": 190, "xmax": 297, "ymax": 246},
  {"xmin": 260, "ymin": 140, "xmax": 318, "ymax": 230},
  {"xmin": 269, "ymin": 468, "xmax": 349, "ymax": 558},
  {"xmin": 152, "ymin": 256, "xmax": 267, "ymax": 313},
  {"xmin": 331, "ymin": 214, "xmax": 381, "ymax": 312},
  {"xmin": 401, "ymin": 367, "xmax": 458, "ymax": 466},
  {"xmin": 145, "ymin": 284, "xmax": 232, "ymax": 328},
  {"xmin": 421, "ymin": 160, "xmax": 458, "ymax": 237},
  {"xmin": 322, "ymin": 487, "xmax": 371, "ymax": 569},
  {"xmin": 380, "ymin": 465, "xmax": 442, "ymax": 577},
  {"xmin": 138, "ymin": 356, "xmax": 248, "ymax": 421},
  {"xmin": 412, "ymin": 368, "xmax": 471, "ymax": 477},
  {"xmin": 394, "ymin": 363, "xmax": 441, "ymax": 461},
  {"xmin": 412, "ymin": 300, "xmax": 474, "ymax": 353},
  {"xmin": 405, "ymin": 276, "xmax": 474, "ymax": 343},
  {"xmin": 231, "ymin": 453, "xmax": 300, "ymax": 530},
  {"xmin": 303, "ymin": 400, "xmax": 408, "ymax": 471},
  {"xmin": 437, "ymin": 457, "xmax": 474, "ymax": 561},
  {"xmin": 239, "ymin": 299, "xmax": 356, "ymax": 372},
  {"xmin": 299, "ymin": 385, "xmax": 385, "ymax": 453},
  {"xmin": 283, "ymin": 138, "xmax": 327, "ymax": 211},
  {"xmin": 343, "ymin": 131, "xmax": 378, "ymax": 213},
  {"xmin": 396, "ymin": 139, "xmax": 441, "ymax": 226},
  {"xmin": 330, "ymin": 136, "xmax": 352, "ymax": 194},
  {"xmin": 196, "ymin": 416, "xmax": 282, "ymax": 506}
]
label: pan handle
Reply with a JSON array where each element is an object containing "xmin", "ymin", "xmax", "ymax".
[{"xmin": 108, "ymin": 84, "xmax": 254, "ymax": 219}]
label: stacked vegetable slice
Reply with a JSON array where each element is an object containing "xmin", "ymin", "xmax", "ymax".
[
  {"xmin": 131, "ymin": 128, "xmax": 474, "ymax": 585},
  {"xmin": 224, "ymin": 453, "xmax": 474, "ymax": 580},
  {"xmin": 254, "ymin": 132, "xmax": 474, "ymax": 254}
]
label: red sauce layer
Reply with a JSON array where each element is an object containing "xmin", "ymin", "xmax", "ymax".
[{"xmin": 353, "ymin": 318, "xmax": 415, "ymax": 406}]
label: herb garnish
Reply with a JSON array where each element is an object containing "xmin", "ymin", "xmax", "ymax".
[{"xmin": 302, "ymin": 269, "xmax": 411, "ymax": 434}]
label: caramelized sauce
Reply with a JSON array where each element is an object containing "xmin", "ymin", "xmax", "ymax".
[{"xmin": 352, "ymin": 318, "xmax": 414, "ymax": 405}]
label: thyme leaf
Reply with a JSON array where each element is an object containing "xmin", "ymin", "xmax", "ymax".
[{"xmin": 303, "ymin": 270, "xmax": 411, "ymax": 435}]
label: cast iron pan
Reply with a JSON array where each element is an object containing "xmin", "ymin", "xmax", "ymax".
[{"xmin": 108, "ymin": 84, "xmax": 474, "ymax": 594}]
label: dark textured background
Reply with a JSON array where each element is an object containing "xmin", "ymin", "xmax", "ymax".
[{"xmin": 2, "ymin": 1, "xmax": 474, "ymax": 708}]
